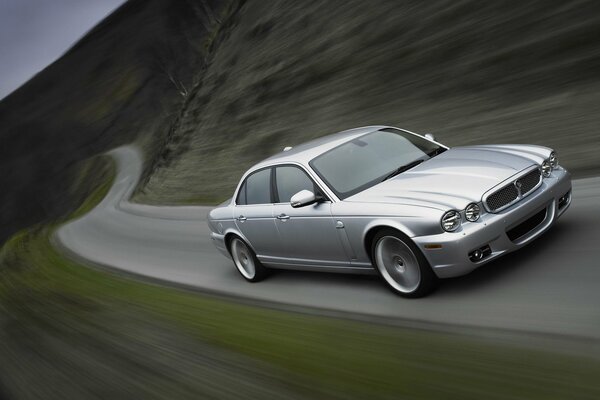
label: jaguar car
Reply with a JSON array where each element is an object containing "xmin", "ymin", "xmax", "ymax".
[{"xmin": 207, "ymin": 126, "xmax": 571, "ymax": 297}]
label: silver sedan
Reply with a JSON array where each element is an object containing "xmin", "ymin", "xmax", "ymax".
[{"xmin": 208, "ymin": 126, "xmax": 571, "ymax": 297}]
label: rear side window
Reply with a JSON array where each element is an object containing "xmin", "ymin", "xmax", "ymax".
[
  {"xmin": 275, "ymin": 166, "xmax": 315, "ymax": 203},
  {"xmin": 237, "ymin": 168, "xmax": 272, "ymax": 205},
  {"xmin": 236, "ymin": 181, "xmax": 247, "ymax": 205}
]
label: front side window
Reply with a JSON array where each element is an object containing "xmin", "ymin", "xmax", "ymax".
[
  {"xmin": 237, "ymin": 168, "xmax": 272, "ymax": 205},
  {"xmin": 275, "ymin": 166, "xmax": 315, "ymax": 203},
  {"xmin": 309, "ymin": 128, "xmax": 443, "ymax": 199}
]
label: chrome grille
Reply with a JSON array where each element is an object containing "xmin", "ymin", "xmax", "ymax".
[
  {"xmin": 517, "ymin": 168, "xmax": 541, "ymax": 196},
  {"xmin": 486, "ymin": 184, "xmax": 519, "ymax": 212},
  {"xmin": 485, "ymin": 167, "xmax": 543, "ymax": 212}
]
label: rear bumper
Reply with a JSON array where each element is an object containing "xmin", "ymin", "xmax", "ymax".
[
  {"xmin": 210, "ymin": 232, "xmax": 231, "ymax": 258},
  {"xmin": 414, "ymin": 167, "xmax": 572, "ymax": 278}
]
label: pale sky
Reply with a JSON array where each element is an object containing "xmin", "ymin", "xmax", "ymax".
[{"xmin": 0, "ymin": 0, "xmax": 126, "ymax": 100}]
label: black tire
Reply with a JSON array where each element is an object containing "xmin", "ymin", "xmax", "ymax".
[
  {"xmin": 227, "ymin": 236, "xmax": 269, "ymax": 282},
  {"xmin": 371, "ymin": 228, "xmax": 438, "ymax": 298}
]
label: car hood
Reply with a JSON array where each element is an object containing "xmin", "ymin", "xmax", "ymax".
[{"xmin": 345, "ymin": 145, "xmax": 548, "ymax": 210}]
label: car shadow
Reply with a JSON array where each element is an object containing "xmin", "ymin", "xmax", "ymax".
[{"xmin": 266, "ymin": 265, "xmax": 382, "ymax": 287}]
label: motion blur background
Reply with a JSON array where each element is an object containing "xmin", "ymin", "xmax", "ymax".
[
  {"xmin": 1, "ymin": 1, "xmax": 600, "ymax": 399},
  {"xmin": 2, "ymin": 0, "xmax": 600, "ymax": 242}
]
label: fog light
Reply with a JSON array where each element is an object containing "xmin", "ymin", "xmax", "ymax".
[
  {"xmin": 558, "ymin": 191, "xmax": 570, "ymax": 209},
  {"xmin": 469, "ymin": 245, "xmax": 491, "ymax": 262}
]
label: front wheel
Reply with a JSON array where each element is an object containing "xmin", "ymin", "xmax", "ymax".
[
  {"xmin": 229, "ymin": 236, "xmax": 268, "ymax": 282},
  {"xmin": 372, "ymin": 229, "xmax": 438, "ymax": 298}
]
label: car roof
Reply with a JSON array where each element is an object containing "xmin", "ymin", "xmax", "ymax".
[{"xmin": 250, "ymin": 125, "xmax": 391, "ymax": 170}]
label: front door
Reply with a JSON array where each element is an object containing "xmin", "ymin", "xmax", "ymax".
[{"xmin": 270, "ymin": 165, "xmax": 348, "ymax": 266}]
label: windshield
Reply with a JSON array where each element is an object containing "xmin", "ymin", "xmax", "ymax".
[{"xmin": 309, "ymin": 128, "xmax": 444, "ymax": 199}]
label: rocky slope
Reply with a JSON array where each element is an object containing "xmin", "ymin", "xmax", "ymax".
[{"xmin": 138, "ymin": 0, "xmax": 600, "ymax": 204}]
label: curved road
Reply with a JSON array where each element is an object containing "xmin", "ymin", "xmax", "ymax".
[{"xmin": 56, "ymin": 146, "xmax": 600, "ymax": 347}]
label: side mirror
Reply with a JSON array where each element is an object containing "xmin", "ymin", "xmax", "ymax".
[
  {"xmin": 424, "ymin": 133, "xmax": 436, "ymax": 141},
  {"xmin": 290, "ymin": 190, "xmax": 318, "ymax": 208}
]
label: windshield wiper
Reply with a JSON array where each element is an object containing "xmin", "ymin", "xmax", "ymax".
[{"xmin": 382, "ymin": 158, "xmax": 426, "ymax": 182}]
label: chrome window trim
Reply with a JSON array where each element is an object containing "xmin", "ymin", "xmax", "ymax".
[{"xmin": 482, "ymin": 165, "xmax": 543, "ymax": 213}]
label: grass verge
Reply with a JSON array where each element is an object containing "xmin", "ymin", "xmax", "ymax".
[{"xmin": 1, "ymin": 161, "xmax": 599, "ymax": 399}]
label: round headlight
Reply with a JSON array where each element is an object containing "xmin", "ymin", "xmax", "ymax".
[
  {"xmin": 465, "ymin": 203, "xmax": 481, "ymax": 222},
  {"xmin": 541, "ymin": 160, "xmax": 552, "ymax": 177},
  {"xmin": 441, "ymin": 210, "xmax": 461, "ymax": 232},
  {"xmin": 549, "ymin": 151, "xmax": 558, "ymax": 168}
]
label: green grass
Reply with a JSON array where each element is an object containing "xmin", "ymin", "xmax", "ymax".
[{"xmin": 1, "ymin": 168, "xmax": 599, "ymax": 399}]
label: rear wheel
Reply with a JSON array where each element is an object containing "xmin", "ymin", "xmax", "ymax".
[
  {"xmin": 229, "ymin": 236, "xmax": 268, "ymax": 282},
  {"xmin": 371, "ymin": 229, "xmax": 438, "ymax": 298}
]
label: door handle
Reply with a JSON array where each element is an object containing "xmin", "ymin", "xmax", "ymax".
[
  {"xmin": 237, "ymin": 215, "xmax": 247, "ymax": 222},
  {"xmin": 276, "ymin": 213, "xmax": 290, "ymax": 220}
]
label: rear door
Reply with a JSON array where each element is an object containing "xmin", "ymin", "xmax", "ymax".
[{"xmin": 233, "ymin": 167, "xmax": 280, "ymax": 259}]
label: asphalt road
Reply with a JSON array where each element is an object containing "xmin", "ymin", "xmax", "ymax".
[{"xmin": 56, "ymin": 146, "xmax": 600, "ymax": 345}]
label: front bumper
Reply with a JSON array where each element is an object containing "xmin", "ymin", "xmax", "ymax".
[{"xmin": 414, "ymin": 167, "xmax": 572, "ymax": 278}]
